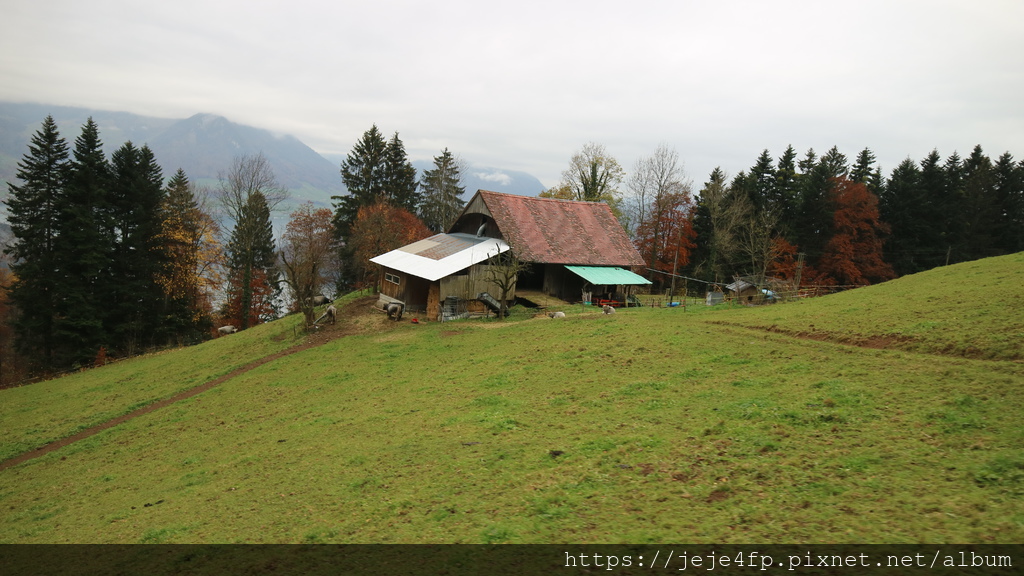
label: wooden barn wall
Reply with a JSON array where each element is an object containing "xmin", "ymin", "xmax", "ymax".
[
  {"xmin": 380, "ymin": 267, "xmax": 403, "ymax": 300},
  {"xmin": 439, "ymin": 264, "xmax": 512, "ymax": 302},
  {"xmin": 448, "ymin": 195, "xmax": 496, "ymax": 236},
  {"xmin": 542, "ymin": 264, "xmax": 588, "ymax": 301},
  {"xmin": 427, "ymin": 283, "xmax": 440, "ymax": 321},
  {"xmin": 380, "ymin": 267, "xmax": 431, "ymax": 311}
]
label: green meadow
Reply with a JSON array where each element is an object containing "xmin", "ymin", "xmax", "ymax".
[{"xmin": 0, "ymin": 255, "xmax": 1021, "ymax": 544}]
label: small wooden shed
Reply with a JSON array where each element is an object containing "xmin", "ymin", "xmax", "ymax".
[{"xmin": 370, "ymin": 232, "xmax": 511, "ymax": 320}]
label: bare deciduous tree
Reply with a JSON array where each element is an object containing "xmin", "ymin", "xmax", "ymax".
[
  {"xmin": 484, "ymin": 246, "xmax": 527, "ymax": 321},
  {"xmin": 218, "ymin": 152, "xmax": 289, "ymax": 227},
  {"xmin": 219, "ymin": 153, "xmax": 287, "ymax": 329},
  {"xmin": 626, "ymin": 144, "xmax": 692, "ymax": 256},
  {"xmin": 278, "ymin": 203, "xmax": 337, "ymax": 328},
  {"xmin": 695, "ymin": 169, "xmax": 751, "ymax": 283},
  {"xmin": 559, "ymin": 142, "xmax": 625, "ymax": 204},
  {"xmin": 740, "ymin": 207, "xmax": 784, "ymax": 288}
]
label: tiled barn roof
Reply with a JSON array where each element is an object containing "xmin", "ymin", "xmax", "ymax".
[{"xmin": 471, "ymin": 190, "xmax": 644, "ymax": 267}]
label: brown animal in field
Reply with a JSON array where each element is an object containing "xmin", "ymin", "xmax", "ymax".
[
  {"xmin": 325, "ymin": 305, "xmax": 337, "ymax": 324},
  {"xmin": 387, "ymin": 302, "xmax": 404, "ymax": 321}
]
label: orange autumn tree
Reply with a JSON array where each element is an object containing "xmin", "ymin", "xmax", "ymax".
[
  {"xmin": 633, "ymin": 192, "xmax": 696, "ymax": 281},
  {"xmin": 221, "ymin": 267, "xmax": 277, "ymax": 329},
  {"xmin": 155, "ymin": 169, "xmax": 223, "ymax": 344},
  {"xmin": 767, "ymin": 237, "xmax": 801, "ymax": 281},
  {"xmin": 815, "ymin": 177, "xmax": 895, "ymax": 286},
  {"xmin": 347, "ymin": 201, "xmax": 432, "ymax": 288}
]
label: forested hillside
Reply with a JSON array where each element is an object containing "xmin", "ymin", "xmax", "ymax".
[{"xmin": 623, "ymin": 144, "xmax": 1023, "ymax": 293}]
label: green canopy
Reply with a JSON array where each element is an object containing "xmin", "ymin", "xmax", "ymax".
[{"xmin": 564, "ymin": 265, "xmax": 652, "ymax": 286}]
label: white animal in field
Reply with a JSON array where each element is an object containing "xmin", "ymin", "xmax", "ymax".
[
  {"xmin": 602, "ymin": 305, "xmax": 616, "ymax": 315},
  {"xmin": 548, "ymin": 311, "xmax": 566, "ymax": 318},
  {"xmin": 217, "ymin": 325, "xmax": 238, "ymax": 335},
  {"xmin": 306, "ymin": 294, "xmax": 330, "ymax": 307}
]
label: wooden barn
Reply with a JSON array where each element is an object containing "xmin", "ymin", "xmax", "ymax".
[
  {"xmin": 370, "ymin": 232, "xmax": 511, "ymax": 320},
  {"xmin": 371, "ymin": 190, "xmax": 650, "ymax": 321}
]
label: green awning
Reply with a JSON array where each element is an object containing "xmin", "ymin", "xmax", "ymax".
[{"xmin": 565, "ymin": 265, "xmax": 652, "ymax": 286}]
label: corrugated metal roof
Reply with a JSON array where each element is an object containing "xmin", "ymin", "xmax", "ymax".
[
  {"xmin": 726, "ymin": 279, "xmax": 756, "ymax": 292},
  {"xmin": 565, "ymin": 265, "xmax": 652, "ymax": 285},
  {"xmin": 472, "ymin": 191, "xmax": 645, "ymax": 266},
  {"xmin": 370, "ymin": 233, "xmax": 509, "ymax": 282}
]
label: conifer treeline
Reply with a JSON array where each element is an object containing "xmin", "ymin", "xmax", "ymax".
[
  {"xmin": 2, "ymin": 117, "xmax": 234, "ymax": 375},
  {"xmin": 684, "ymin": 145, "xmax": 1024, "ymax": 288},
  {"xmin": 2, "ymin": 119, "xmax": 464, "ymax": 379}
]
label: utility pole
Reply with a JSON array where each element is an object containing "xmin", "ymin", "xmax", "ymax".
[
  {"xmin": 793, "ymin": 252, "xmax": 805, "ymax": 299},
  {"xmin": 669, "ymin": 216, "xmax": 682, "ymax": 303}
]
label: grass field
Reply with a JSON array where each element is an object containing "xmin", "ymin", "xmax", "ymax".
[{"xmin": 0, "ymin": 255, "xmax": 1021, "ymax": 544}]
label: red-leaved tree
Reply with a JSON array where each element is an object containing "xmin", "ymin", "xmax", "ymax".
[
  {"xmin": 768, "ymin": 237, "xmax": 801, "ymax": 281},
  {"xmin": 815, "ymin": 177, "xmax": 895, "ymax": 286},
  {"xmin": 634, "ymin": 192, "xmax": 696, "ymax": 280},
  {"xmin": 221, "ymin": 267, "xmax": 278, "ymax": 329}
]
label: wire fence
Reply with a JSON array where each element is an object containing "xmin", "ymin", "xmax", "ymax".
[{"xmin": 635, "ymin": 283, "xmax": 868, "ymax": 308}]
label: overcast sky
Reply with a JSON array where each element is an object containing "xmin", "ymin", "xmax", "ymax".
[{"xmin": 2, "ymin": 0, "xmax": 1022, "ymax": 189}]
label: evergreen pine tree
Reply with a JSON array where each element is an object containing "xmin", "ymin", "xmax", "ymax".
[
  {"xmin": 418, "ymin": 148, "xmax": 466, "ymax": 232},
  {"xmin": 106, "ymin": 142, "xmax": 166, "ymax": 355},
  {"xmin": 54, "ymin": 118, "xmax": 111, "ymax": 366},
  {"xmin": 747, "ymin": 149, "xmax": 776, "ymax": 212},
  {"xmin": 941, "ymin": 151, "xmax": 966, "ymax": 263},
  {"xmin": 850, "ymin": 148, "xmax": 877, "ymax": 187},
  {"xmin": 992, "ymin": 153, "xmax": 1024, "ymax": 254},
  {"xmin": 3, "ymin": 116, "xmax": 69, "ymax": 365},
  {"xmin": 917, "ymin": 150, "xmax": 948, "ymax": 269},
  {"xmin": 333, "ymin": 125, "xmax": 388, "ymax": 241},
  {"xmin": 773, "ymin": 145, "xmax": 800, "ymax": 239},
  {"xmin": 383, "ymin": 132, "xmax": 420, "ymax": 213},
  {"xmin": 879, "ymin": 158, "xmax": 928, "ymax": 276},
  {"xmin": 819, "ymin": 146, "xmax": 849, "ymax": 179},
  {"xmin": 794, "ymin": 148, "xmax": 832, "ymax": 263},
  {"xmin": 961, "ymin": 145, "xmax": 998, "ymax": 260},
  {"xmin": 225, "ymin": 191, "xmax": 277, "ymax": 329}
]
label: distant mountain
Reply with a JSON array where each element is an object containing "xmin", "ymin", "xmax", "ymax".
[
  {"xmin": 1, "ymin": 102, "xmax": 548, "ymax": 221},
  {"xmin": 0, "ymin": 103, "xmax": 343, "ymax": 210},
  {"xmin": 409, "ymin": 160, "xmax": 546, "ymax": 199},
  {"xmin": 0, "ymin": 102, "xmax": 179, "ymax": 158},
  {"xmin": 147, "ymin": 113, "xmax": 344, "ymax": 205}
]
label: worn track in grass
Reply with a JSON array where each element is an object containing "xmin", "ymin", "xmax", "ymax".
[
  {"xmin": 0, "ymin": 297, "xmax": 387, "ymax": 472},
  {"xmin": 708, "ymin": 319, "xmax": 1021, "ymax": 361}
]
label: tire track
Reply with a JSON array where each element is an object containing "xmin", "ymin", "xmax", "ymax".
[{"xmin": 0, "ymin": 298, "xmax": 381, "ymax": 472}]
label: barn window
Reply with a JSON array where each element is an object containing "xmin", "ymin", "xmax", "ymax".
[{"xmin": 385, "ymin": 273, "xmax": 400, "ymax": 285}]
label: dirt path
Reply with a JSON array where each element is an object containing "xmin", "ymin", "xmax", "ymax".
[
  {"xmin": 0, "ymin": 296, "xmax": 388, "ymax": 472},
  {"xmin": 709, "ymin": 320, "xmax": 1019, "ymax": 361}
]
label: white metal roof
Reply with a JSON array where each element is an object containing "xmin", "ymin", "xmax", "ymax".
[{"xmin": 369, "ymin": 233, "xmax": 510, "ymax": 282}]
